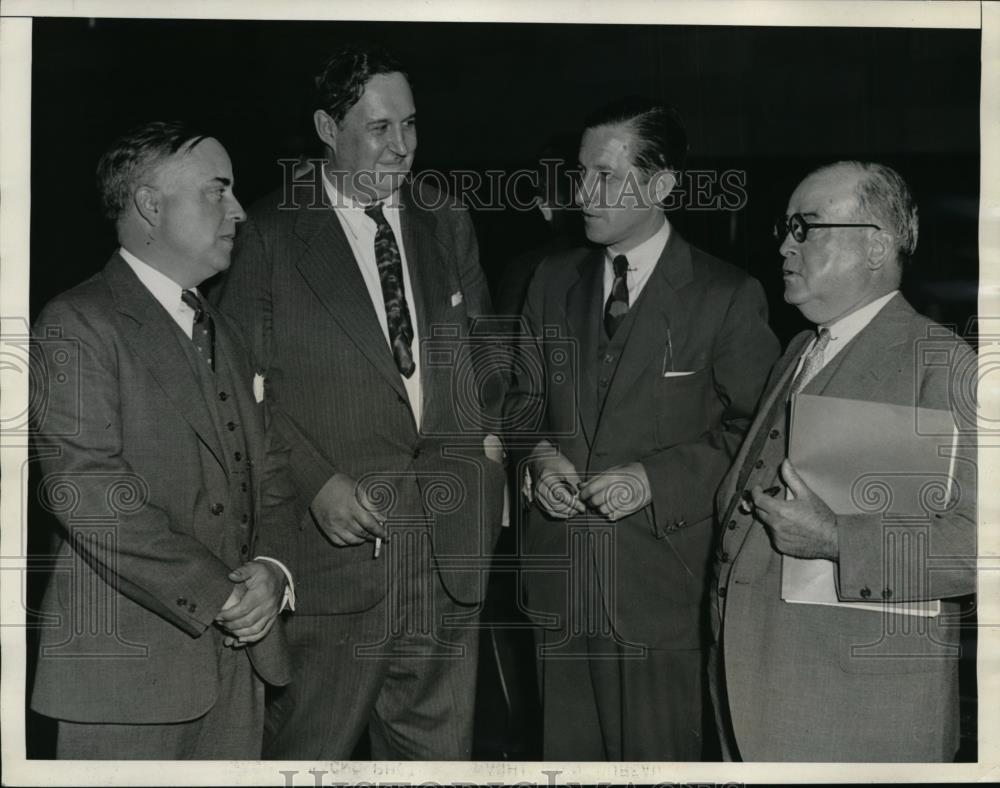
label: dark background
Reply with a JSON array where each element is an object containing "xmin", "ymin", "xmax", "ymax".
[{"xmin": 26, "ymin": 17, "xmax": 980, "ymax": 760}]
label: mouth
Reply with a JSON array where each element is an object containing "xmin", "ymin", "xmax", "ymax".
[{"xmin": 219, "ymin": 234, "xmax": 235, "ymax": 244}]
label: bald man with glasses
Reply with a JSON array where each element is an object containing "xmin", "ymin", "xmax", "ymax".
[{"xmin": 708, "ymin": 161, "xmax": 977, "ymax": 762}]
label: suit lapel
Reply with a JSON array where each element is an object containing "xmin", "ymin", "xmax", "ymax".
[
  {"xmin": 564, "ymin": 250, "xmax": 604, "ymax": 447},
  {"xmin": 292, "ymin": 192, "xmax": 409, "ymax": 402},
  {"xmin": 104, "ymin": 254, "xmax": 226, "ymax": 470},
  {"xmin": 601, "ymin": 229, "xmax": 694, "ymax": 418},
  {"xmin": 399, "ymin": 194, "xmax": 454, "ymax": 428}
]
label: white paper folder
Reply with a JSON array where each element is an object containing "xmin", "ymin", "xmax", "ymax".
[{"xmin": 781, "ymin": 394, "xmax": 959, "ymax": 617}]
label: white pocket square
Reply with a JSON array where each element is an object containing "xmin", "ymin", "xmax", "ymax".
[
  {"xmin": 662, "ymin": 370, "xmax": 696, "ymax": 378},
  {"xmin": 450, "ymin": 291, "xmax": 463, "ymax": 307},
  {"xmin": 252, "ymin": 372, "xmax": 265, "ymax": 403}
]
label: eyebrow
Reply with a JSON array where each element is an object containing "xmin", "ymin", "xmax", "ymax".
[{"xmin": 209, "ymin": 177, "xmax": 232, "ymax": 187}]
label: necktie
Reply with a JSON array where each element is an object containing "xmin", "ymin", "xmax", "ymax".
[
  {"xmin": 603, "ymin": 254, "xmax": 630, "ymax": 339},
  {"xmin": 790, "ymin": 327, "xmax": 832, "ymax": 395},
  {"xmin": 365, "ymin": 203, "xmax": 416, "ymax": 378},
  {"xmin": 181, "ymin": 289, "xmax": 215, "ymax": 371}
]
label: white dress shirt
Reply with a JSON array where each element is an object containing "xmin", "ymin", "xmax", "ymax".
[
  {"xmin": 602, "ymin": 215, "xmax": 671, "ymax": 305},
  {"xmin": 792, "ymin": 290, "xmax": 900, "ymax": 387},
  {"xmin": 322, "ymin": 171, "xmax": 423, "ymax": 429},
  {"xmin": 119, "ymin": 246, "xmax": 296, "ymax": 611}
]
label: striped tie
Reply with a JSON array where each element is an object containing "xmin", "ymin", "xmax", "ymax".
[
  {"xmin": 603, "ymin": 254, "xmax": 630, "ymax": 339},
  {"xmin": 790, "ymin": 327, "xmax": 832, "ymax": 395},
  {"xmin": 181, "ymin": 288, "xmax": 215, "ymax": 372}
]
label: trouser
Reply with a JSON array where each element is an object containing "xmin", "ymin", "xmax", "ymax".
[
  {"xmin": 263, "ymin": 548, "xmax": 481, "ymax": 760},
  {"xmin": 55, "ymin": 637, "xmax": 263, "ymax": 759}
]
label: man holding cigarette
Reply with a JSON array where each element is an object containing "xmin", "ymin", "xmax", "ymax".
[
  {"xmin": 710, "ymin": 161, "xmax": 977, "ymax": 761},
  {"xmin": 506, "ymin": 98, "xmax": 778, "ymax": 760},
  {"xmin": 214, "ymin": 44, "xmax": 504, "ymax": 759}
]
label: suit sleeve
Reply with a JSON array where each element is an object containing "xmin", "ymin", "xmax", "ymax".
[
  {"xmin": 834, "ymin": 336, "xmax": 977, "ymax": 601},
  {"xmin": 643, "ymin": 275, "xmax": 780, "ymax": 536},
  {"xmin": 32, "ymin": 300, "xmax": 234, "ymax": 637},
  {"xmin": 215, "ymin": 215, "xmax": 341, "ymax": 513}
]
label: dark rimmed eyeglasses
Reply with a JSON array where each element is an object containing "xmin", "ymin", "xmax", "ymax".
[{"xmin": 774, "ymin": 213, "xmax": 881, "ymax": 243}]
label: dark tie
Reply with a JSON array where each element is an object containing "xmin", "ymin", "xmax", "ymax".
[
  {"xmin": 181, "ymin": 288, "xmax": 215, "ymax": 372},
  {"xmin": 603, "ymin": 254, "xmax": 630, "ymax": 339},
  {"xmin": 365, "ymin": 203, "xmax": 416, "ymax": 378},
  {"xmin": 790, "ymin": 327, "xmax": 832, "ymax": 395}
]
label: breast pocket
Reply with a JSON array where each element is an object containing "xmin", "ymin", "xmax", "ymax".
[{"xmin": 653, "ymin": 366, "xmax": 712, "ymax": 446}]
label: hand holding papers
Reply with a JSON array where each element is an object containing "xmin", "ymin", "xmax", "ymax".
[{"xmin": 781, "ymin": 393, "xmax": 958, "ymax": 617}]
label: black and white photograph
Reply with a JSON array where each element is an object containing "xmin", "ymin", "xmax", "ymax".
[{"xmin": 1, "ymin": 0, "xmax": 997, "ymax": 784}]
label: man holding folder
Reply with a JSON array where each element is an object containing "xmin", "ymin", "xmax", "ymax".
[{"xmin": 710, "ymin": 161, "xmax": 977, "ymax": 762}]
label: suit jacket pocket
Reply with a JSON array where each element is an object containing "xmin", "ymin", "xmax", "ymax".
[
  {"xmin": 836, "ymin": 625, "xmax": 959, "ymax": 675},
  {"xmin": 654, "ymin": 367, "xmax": 711, "ymax": 446}
]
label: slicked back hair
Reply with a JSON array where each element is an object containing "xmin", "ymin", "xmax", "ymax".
[
  {"xmin": 313, "ymin": 43, "xmax": 409, "ymax": 126},
  {"xmin": 96, "ymin": 120, "xmax": 210, "ymax": 224},
  {"xmin": 583, "ymin": 97, "xmax": 688, "ymax": 179},
  {"xmin": 817, "ymin": 160, "xmax": 919, "ymax": 263}
]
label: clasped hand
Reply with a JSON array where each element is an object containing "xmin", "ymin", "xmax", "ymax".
[
  {"xmin": 532, "ymin": 452, "xmax": 651, "ymax": 521},
  {"xmin": 216, "ymin": 560, "xmax": 286, "ymax": 648}
]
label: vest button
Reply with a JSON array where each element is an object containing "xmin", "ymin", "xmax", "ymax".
[
  {"xmin": 234, "ymin": 451, "xmax": 242, "ymax": 461},
  {"xmin": 227, "ymin": 421, "xmax": 237, "ymax": 431},
  {"xmin": 241, "ymin": 544, "xmax": 249, "ymax": 555},
  {"xmin": 241, "ymin": 514, "xmax": 249, "ymax": 524},
  {"xmin": 721, "ymin": 552, "xmax": 730, "ymax": 563},
  {"xmin": 241, "ymin": 482, "xmax": 248, "ymax": 492},
  {"xmin": 718, "ymin": 587, "xmax": 727, "ymax": 597},
  {"xmin": 187, "ymin": 603, "xmax": 197, "ymax": 613},
  {"xmin": 176, "ymin": 596, "xmax": 187, "ymax": 607},
  {"xmin": 211, "ymin": 503, "xmax": 224, "ymax": 516},
  {"xmin": 769, "ymin": 429, "xmax": 780, "ymax": 439},
  {"xmin": 412, "ymin": 447, "xmax": 421, "ymax": 459},
  {"xmin": 599, "ymin": 378, "xmax": 608, "ymax": 387},
  {"xmin": 728, "ymin": 520, "xmax": 737, "ymax": 530},
  {"xmin": 218, "ymin": 391, "xmax": 228, "ymax": 401},
  {"xmin": 754, "ymin": 459, "xmax": 764, "ymax": 469}
]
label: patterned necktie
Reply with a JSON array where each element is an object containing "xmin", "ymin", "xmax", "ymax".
[
  {"xmin": 790, "ymin": 327, "xmax": 832, "ymax": 395},
  {"xmin": 603, "ymin": 254, "xmax": 630, "ymax": 339},
  {"xmin": 365, "ymin": 203, "xmax": 416, "ymax": 378},
  {"xmin": 181, "ymin": 289, "xmax": 215, "ymax": 371}
]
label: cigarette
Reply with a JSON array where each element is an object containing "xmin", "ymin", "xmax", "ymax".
[
  {"xmin": 373, "ymin": 536, "xmax": 382, "ymax": 559},
  {"xmin": 763, "ymin": 486, "xmax": 782, "ymax": 497}
]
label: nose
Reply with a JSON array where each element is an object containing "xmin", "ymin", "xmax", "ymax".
[
  {"xmin": 388, "ymin": 124, "xmax": 412, "ymax": 157},
  {"xmin": 575, "ymin": 171, "xmax": 595, "ymax": 209},
  {"xmin": 778, "ymin": 232, "xmax": 797, "ymax": 258},
  {"xmin": 228, "ymin": 194, "xmax": 247, "ymax": 223}
]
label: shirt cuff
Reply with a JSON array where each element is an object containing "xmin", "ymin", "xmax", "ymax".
[{"xmin": 253, "ymin": 555, "xmax": 296, "ymax": 613}]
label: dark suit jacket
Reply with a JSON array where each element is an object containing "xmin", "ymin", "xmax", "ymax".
[
  {"xmin": 214, "ymin": 175, "xmax": 505, "ymax": 613},
  {"xmin": 711, "ymin": 293, "xmax": 977, "ymax": 761},
  {"xmin": 30, "ymin": 254, "xmax": 294, "ymax": 725},
  {"xmin": 507, "ymin": 229, "xmax": 779, "ymax": 650}
]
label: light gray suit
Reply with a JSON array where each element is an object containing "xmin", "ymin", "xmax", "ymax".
[{"xmin": 710, "ymin": 293, "xmax": 977, "ymax": 761}]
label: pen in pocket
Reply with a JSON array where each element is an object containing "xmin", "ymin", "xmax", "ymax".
[{"xmin": 662, "ymin": 328, "xmax": 675, "ymax": 375}]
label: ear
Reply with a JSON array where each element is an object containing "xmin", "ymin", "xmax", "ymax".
[
  {"xmin": 313, "ymin": 109, "xmax": 338, "ymax": 151},
  {"xmin": 133, "ymin": 185, "xmax": 161, "ymax": 228},
  {"xmin": 650, "ymin": 170, "xmax": 677, "ymax": 204},
  {"xmin": 867, "ymin": 229, "xmax": 892, "ymax": 270}
]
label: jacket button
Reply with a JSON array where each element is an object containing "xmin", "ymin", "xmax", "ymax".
[
  {"xmin": 721, "ymin": 552, "xmax": 730, "ymax": 563},
  {"xmin": 412, "ymin": 447, "xmax": 421, "ymax": 459},
  {"xmin": 241, "ymin": 482, "xmax": 248, "ymax": 492},
  {"xmin": 234, "ymin": 451, "xmax": 242, "ymax": 461},
  {"xmin": 211, "ymin": 503, "xmax": 224, "ymax": 516},
  {"xmin": 176, "ymin": 597, "xmax": 187, "ymax": 607},
  {"xmin": 227, "ymin": 421, "xmax": 237, "ymax": 431},
  {"xmin": 241, "ymin": 544, "xmax": 249, "ymax": 555},
  {"xmin": 728, "ymin": 520, "xmax": 737, "ymax": 530},
  {"xmin": 860, "ymin": 586, "xmax": 872, "ymax": 599},
  {"xmin": 717, "ymin": 587, "xmax": 727, "ymax": 597},
  {"xmin": 218, "ymin": 391, "xmax": 228, "ymax": 401},
  {"xmin": 769, "ymin": 429, "xmax": 780, "ymax": 439},
  {"xmin": 882, "ymin": 588, "xmax": 893, "ymax": 599},
  {"xmin": 241, "ymin": 513, "xmax": 249, "ymax": 524},
  {"xmin": 754, "ymin": 459, "xmax": 764, "ymax": 469},
  {"xmin": 188, "ymin": 603, "xmax": 197, "ymax": 613}
]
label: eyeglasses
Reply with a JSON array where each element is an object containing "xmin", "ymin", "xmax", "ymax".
[{"xmin": 774, "ymin": 213, "xmax": 881, "ymax": 243}]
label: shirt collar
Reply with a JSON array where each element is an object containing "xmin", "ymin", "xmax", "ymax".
[
  {"xmin": 321, "ymin": 166, "xmax": 400, "ymax": 241},
  {"xmin": 119, "ymin": 246, "xmax": 191, "ymax": 314},
  {"xmin": 606, "ymin": 216, "xmax": 670, "ymax": 274}
]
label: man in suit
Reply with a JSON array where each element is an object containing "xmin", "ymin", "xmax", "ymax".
[
  {"xmin": 505, "ymin": 98, "xmax": 779, "ymax": 760},
  {"xmin": 710, "ymin": 161, "xmax": 977, "ymax": 761},
  {"xmin": 214, "ymin": 44, "xmax": 505, "ymax": 759},
  {"xmin": 30, "ymin": 121, "xmax": 295, "ymax": 759}
]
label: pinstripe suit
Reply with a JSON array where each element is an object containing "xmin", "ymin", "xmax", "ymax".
[{"xmin": 214, "ymin": 172, "xmax": 505, "ymax": 758}]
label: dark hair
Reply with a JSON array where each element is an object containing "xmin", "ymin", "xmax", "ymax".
[
  {"xmin": 313, "ymin": 43, "xmax": 409, "ymax": 125},
  {"xmin": 583, "ymin": 97, "xmax": 688, "ymax": 177},
  {"xmin": 96, "ymin": 120, "xmax": 210, "ymax": 223}
]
